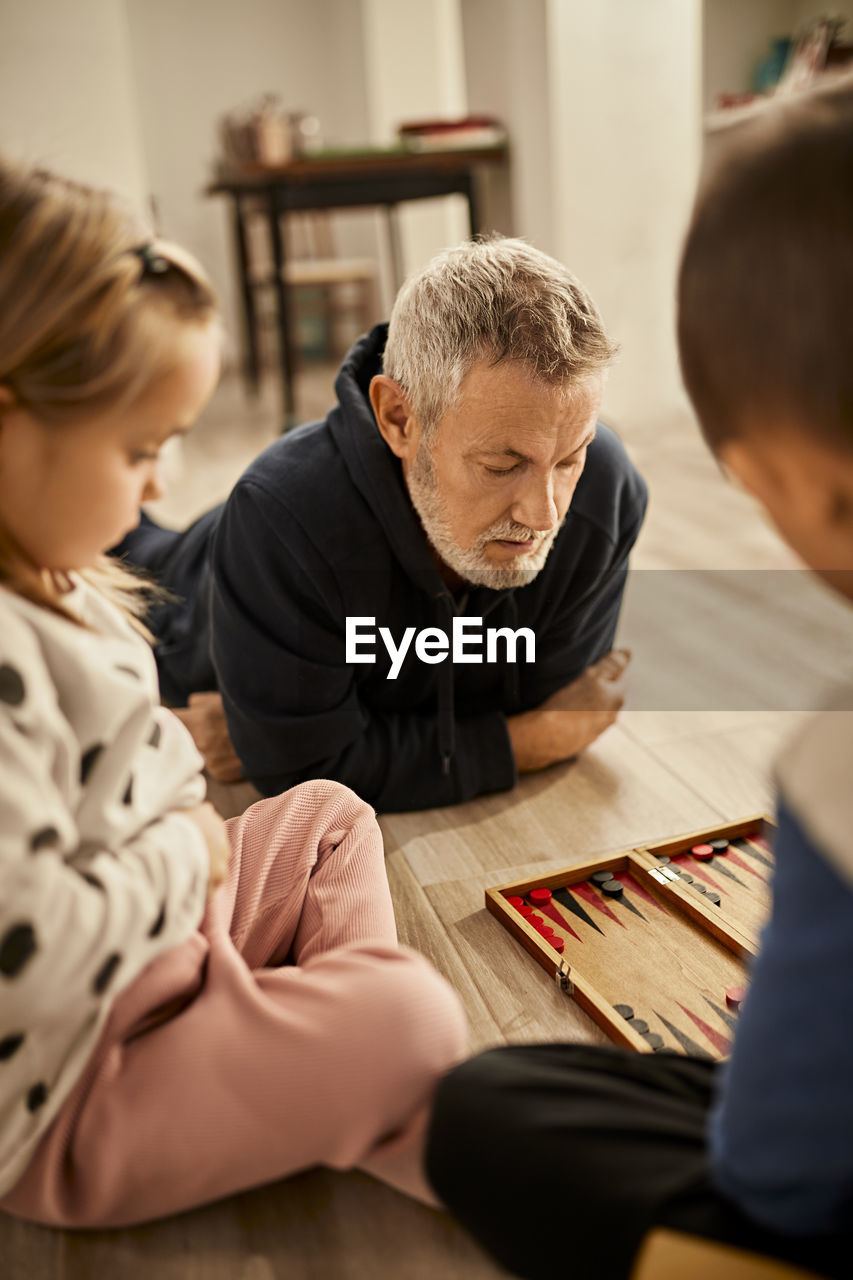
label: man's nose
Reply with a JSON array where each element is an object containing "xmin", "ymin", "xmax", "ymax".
[{"xmin": 511, "ymin": 474, "xmax": 559, "ymax": 532}]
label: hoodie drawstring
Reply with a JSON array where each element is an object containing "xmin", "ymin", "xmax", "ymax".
[
  {"xmin": 437, "ymin": 592, "xmax": 456, "ymax": 776},
  {"xmin": 436, "ymin": 589, "xmax": 521, "ymax": 779},
  {"xmin": 503, "ymin": 592, "xmax": 521, "ymax": 712}
]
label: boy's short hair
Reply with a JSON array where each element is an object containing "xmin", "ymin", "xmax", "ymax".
[{"xmin": 678, "ymin": 72, "xmax": 853, "ymax": 452}]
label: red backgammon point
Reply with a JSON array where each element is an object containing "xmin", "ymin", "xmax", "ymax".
[
  {"xmin": 506, "ymin": 896, "xmax": 524, "ymax": 909},
  {"xmin": 529, "ymin": 887, "xmax": 553, "ymax": 906},
  {"xmin": 726, "ymin": 986, "xmax": 746, "ymax": 1010},
  {"xmin": 691, "ymin": 843, "xmax": 715, "ymax": 861}
]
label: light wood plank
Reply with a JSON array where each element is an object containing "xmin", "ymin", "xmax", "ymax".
[
  {"xmin": 619, "ymin": 708, "xmax": 806, "ymax": 748},
  {"xmin": 384, "ymin": 841, "xmax": 504, "ymax": 1054},
  {"xmin": 644, "ymin": 722, "xmax": 791, "ymax": 817},
  {"xmin": 382, "ymin": 724, "xmax": 722, "ymax": 888},
  {"xmin": 4, "ymin": 1170, "xmax": 501, "ymax": 1280}
]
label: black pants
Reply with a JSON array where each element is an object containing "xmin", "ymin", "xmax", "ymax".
[
  {"xmin": 112, "ymin": 509, "xmax": 222, "ymax": 705},
  {"xmin": 425, "ymin": 1044, "xmax": 849, "ymax": 1280}
]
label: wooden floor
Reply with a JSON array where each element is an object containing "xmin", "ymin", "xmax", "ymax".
[{"xmin": 3, "ymin": 366, "xmax": 850, "ymax": 1278}]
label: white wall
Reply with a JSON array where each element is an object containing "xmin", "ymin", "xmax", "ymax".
[
  {"xmin": 0, "ymin": 0, "xmax": 148, "ymax": 214},
  {"xmin": 125, "ymin": 0, "xmax": 377, "ymax": 356},
  {"xmin": 546, "ymin": 0, "xmax": 703, "ymax": 433},
  {"xmin": 461, "ymin": 0, "xmax": 552, "ymax": 250},
  {"xmin": 361, "ymin": 0, "xmax": 470, "ymax": 279}
]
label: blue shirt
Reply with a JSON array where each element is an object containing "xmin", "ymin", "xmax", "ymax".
[{"xmin": 711, "ymin": 710, "xmax": 853, "ymax": 1234}]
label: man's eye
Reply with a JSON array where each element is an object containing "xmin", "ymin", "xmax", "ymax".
[
  {"xmin": 485, "ymin": 464, "xmax": 519, "ymax": 476},
  {"xmin": 130, "ymin": 450, "xmax": 159, "ymax": 464}
]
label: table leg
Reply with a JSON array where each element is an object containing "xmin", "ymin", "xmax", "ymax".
[
  {"xmin": 463, "ymin": 171, "xmax": 481, "ymax": 239},
  {"xmin": 267, "ymin": 188, "xmax": 299, "ymax": 431},
  {"xmin": 386, "ymin": 204, "xmax": 405, "ymax": 293},
  {"xmin": 233, "ymin": 195, "xmax": 261, "ymax": 396}
]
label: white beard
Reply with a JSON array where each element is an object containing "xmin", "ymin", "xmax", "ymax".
[{"xmin": 406, "ymin": 443, "xmax": 563, "ymax": 589}]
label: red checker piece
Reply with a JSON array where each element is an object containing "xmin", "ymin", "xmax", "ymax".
[
  {"xmin": 550, "ymin": 936, "xmax": 565, "ymax": 954},
  {"xmin": 726, "ymin": 986, "xmax": 747, "ymax": 1010},
  {"xmin": 691, "ymin": 843, "xmax": 715, "ymax": 861},
  {"xmin": 518, "ymin": 904, "xmax": 533, "ymax": 918},
  {"xmin": 506, "ymin": 896, "xmax": 524, "ymax": 909},
  {"xmin": 529, "ymin": 887, "xmax": 553, "ymax": 906},
  {"xmin": 528, "ymin": 914, "xmax": 544, "ymax": 929}
]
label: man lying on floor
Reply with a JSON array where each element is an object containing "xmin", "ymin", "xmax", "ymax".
[{"xmin": 115, "ymin": 237, "xmax": 647, "ymax": 812}]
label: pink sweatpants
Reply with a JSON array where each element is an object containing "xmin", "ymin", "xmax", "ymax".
[{"xmin": 0, "ymin": 781, "xmax": 468, "ymax": 1227}]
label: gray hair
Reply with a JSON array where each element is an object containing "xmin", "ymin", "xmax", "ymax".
[{"xmin": 383, "ymin": 236, "xmax": 616, "ymax": 433}]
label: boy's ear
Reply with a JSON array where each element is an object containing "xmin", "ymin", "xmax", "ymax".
[
  {"xmin": 0, "ymin": 386, "xmax": 16, "ymax": 433},
  {"xmin": 829, "ymin": 484, "xmax": 853, "ymax": 531},
  {"xmin": 369, "ymin": 375, "xmax": 422, "ymax": 462}
]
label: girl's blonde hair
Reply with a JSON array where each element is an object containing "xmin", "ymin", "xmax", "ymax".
[{"xmin": 0, "ymin": 155, "xmax": 218, "ymax": 628}]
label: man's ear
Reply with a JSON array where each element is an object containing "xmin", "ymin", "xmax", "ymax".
[{"xmin": 369, "ymin": 375, "xmax": 421, "ymax": 462}]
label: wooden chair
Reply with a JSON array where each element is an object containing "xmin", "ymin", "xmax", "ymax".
[
  {"xmin": 247, "ymin": 208, "xmax": 378, "ymax": 366},
  {"xmin": 631, "ymin": 1228, "xmax": 824, "ymax": 1280}
]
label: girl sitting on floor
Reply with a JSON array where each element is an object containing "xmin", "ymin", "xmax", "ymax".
[{"xmin": 0, "ymin": 156, "xmax": 466, "ymax": 1227}]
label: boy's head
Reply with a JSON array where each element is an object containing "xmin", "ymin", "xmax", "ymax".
[{"xmin": 678, "ymin": 72, "xmax": 853, "ymax": 597}]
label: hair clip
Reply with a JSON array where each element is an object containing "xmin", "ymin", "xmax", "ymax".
[{"xmin": 132, "ymin": 243, "xmax": 171, "ymax": 276}]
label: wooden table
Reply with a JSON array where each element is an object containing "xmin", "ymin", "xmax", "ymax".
[{"xmin": 207, "ymin": 145, "xmax": 510, "ymax": 428}]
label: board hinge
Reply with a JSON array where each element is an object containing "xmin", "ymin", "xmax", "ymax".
[{"xmin": 649, "ymin": 865, "xmax": 679, "ymax": 884}]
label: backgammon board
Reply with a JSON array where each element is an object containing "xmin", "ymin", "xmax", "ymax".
[{"xmin": 485, "ymin": 815, "xmax": 774, "ymax": 1060}]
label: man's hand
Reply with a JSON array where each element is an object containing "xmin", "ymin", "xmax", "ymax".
[
  {"xmin": 507, "ymin": 649, "xmax": 630, "ymax": 773},
  {"xmin": 172, "ymin": 692, "xmax": 244, "ymax": 783},
  {"xmin": 181, "ymin": 800, "xmax": 232, "ymax": 899}
]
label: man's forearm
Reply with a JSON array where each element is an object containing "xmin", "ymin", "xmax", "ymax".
[
  {"xmin": 507, "ymin": 707, "xmax": 612, "ymax": 772},
  {"xmin": 508, "ymin": 650, "xmax": 628, "ymax": 772}
]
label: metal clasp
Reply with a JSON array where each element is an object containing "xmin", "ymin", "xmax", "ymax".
[{"xmin": 555, "ymin": 959, "xmax": 574, "ymax": 995}]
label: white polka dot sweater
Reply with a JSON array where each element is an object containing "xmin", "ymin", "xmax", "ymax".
[{"xmin": 0, "ymin": 578, "xmax": 210, "ymax": 1195}]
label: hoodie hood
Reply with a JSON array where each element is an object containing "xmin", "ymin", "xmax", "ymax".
[{"xmin": 327, "ymin": 323, "xmax": 521, "ymax": 773}]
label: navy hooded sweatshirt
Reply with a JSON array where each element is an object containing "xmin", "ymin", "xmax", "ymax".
[{"xmin": 123, "ymin": 325, "xmax": 648, "ymax": 812}]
